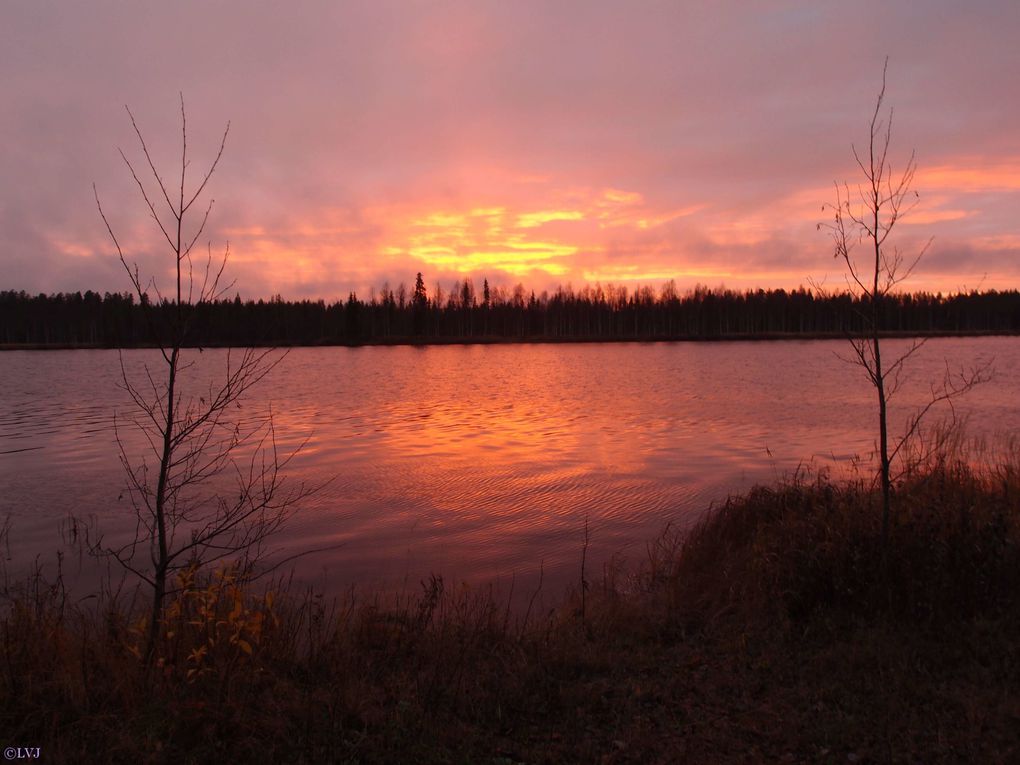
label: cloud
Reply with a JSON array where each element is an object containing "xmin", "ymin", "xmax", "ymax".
[{"xmin": 2, "ymin": 1, "xmax": 1019, "ymax": 298}]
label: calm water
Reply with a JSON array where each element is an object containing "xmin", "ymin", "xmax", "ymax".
[{"xmin": 0, "ymin": 338, "xmax": 1015, "ymax": 594}]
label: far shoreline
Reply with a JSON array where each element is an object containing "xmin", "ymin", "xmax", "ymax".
[{"xmin": 2, "ymin": 328, "xmax": 1018, "ymax": 351}]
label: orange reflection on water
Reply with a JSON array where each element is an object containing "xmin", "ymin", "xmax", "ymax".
[{"xmin": 2, "ymin": 340, "xmax": 1018, "ymax": 597}]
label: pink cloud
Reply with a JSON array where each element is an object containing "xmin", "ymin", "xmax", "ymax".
[{"xmin": 2, "ymin": 2, "xmax": 1018, "ymax": 298}]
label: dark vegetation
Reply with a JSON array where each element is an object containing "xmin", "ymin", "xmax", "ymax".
[
  {"xmin": 2, "ymin": 446, "xmax": 1019, "ymax": 763},
  {"xmin": 2, "ymin": 283, "xmax": 1019, "ymax": 347}
]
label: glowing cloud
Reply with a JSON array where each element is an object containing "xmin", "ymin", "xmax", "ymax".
[
  {"xmin": 515, "ymin": 211, "xmax": 584, "ymax": 228},
  {"xmin": 5, "ymin": 4, "xmax": 1018, "ymax": 298}
]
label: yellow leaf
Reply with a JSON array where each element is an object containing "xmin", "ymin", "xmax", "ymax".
[{"xmin": 236, "ymin": 639, "xmax": 252, "ymax": 655}]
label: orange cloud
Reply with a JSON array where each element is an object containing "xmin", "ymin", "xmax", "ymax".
[
  {"xmin": 581, "ymin": 266, "xmax": 733, "ymax": 282},
  {"xmin": 207, "ymin": 153, "xmax": 1020, "ymax": 299},
  {"xmin": 900, "ymin": 208, "xmax": 971, "ymax": 225},
  {"xmin": 391, "ymin": 206, "xmax": 582, "ymax": 276},
  {"xmin": 372, "ymin": 188, "xmax": 674, "ymax": 278},
  {"xmin": 51, "ymin": 238, "xmax": 98, "ymax": 259},
  {"xmin": 918, "ymin": 160, "xmax": 1020, "ymax": 192},
  {"xmin": 515, "ymin": 210, "xmax": 584, "ymax": 228}
]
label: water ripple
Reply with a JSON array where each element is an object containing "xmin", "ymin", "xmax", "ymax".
[{"xmin": 1, "ymin": 338, "xmax": 1017, "ymax": 593}]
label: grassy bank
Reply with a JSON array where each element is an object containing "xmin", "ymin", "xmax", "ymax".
[{"xmin": 2, "ymin": 452, "xmax": 1019, "ymax": 763}]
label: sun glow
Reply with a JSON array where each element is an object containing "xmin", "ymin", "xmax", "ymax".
[
  {"xmin": 209, "ymin": 157, "xmax": 1020, "ymax": 298},
  {"xmin": 515, "ymin": 210, "xmax": 584, "ymax": 228},
  {"xmin": 373, "ymin": 188, "xmax": 673, "ymax": 279},
  {"xmin": 581, "ymin": 266, "xmax": 733, "ymax": 283},
  {"xmin": 392, "ymin": 206, "xmax": 583, "ymax": 276}
]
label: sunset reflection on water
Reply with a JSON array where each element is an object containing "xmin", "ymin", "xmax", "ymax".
[{"xmin": 0, "ymin": 338, "xmax": 1015, "ymax": 596}]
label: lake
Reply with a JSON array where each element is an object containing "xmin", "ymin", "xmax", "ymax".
[{"xmin": 1, "ymin": 338, "xmax": 1016, "ymax": 596}]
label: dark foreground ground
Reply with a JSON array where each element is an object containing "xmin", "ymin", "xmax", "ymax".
[{"xmin": 2, "ymin": 451, "xmax": 1019, "ymax": 763}]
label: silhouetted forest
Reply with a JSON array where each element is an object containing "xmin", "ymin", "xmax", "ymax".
[{"xmin": 2, "ymin": 276, "xmax": 1019, "ymax": 347}]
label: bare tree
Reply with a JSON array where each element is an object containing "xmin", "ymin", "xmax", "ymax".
[
  {"xmin": 93, "ymin": 97, "xmax": 306, "ymax": 659},
  {"xmin": 822, "ymin": 60, "xmax": 990, "ymax": 544}
]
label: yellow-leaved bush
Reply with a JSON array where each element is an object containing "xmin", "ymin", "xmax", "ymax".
[{"xmin": 124, "ymin": 566, "xmax": 278, "ymax": 681}]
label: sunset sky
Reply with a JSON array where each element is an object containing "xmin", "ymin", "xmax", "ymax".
[{"xmin": 3, "ymin": 1, "xmax": 1019, "ymax": 300}]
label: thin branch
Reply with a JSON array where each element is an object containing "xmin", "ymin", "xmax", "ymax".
[
  {"xmin": 125, "ymin": 105, "xmax": 177, "ymax": 219},
  {"xmin": 184, "ymin": 120, "xmax": 230, "ymax": 214}
]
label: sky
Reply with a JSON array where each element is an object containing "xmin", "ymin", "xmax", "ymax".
[{"xmin": 2, "ymin": 1, "xmax": 1019, "ymax": 301}]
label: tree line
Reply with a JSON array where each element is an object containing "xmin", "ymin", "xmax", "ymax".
[{"xmin": 2, "ymin": 277, "xmax": 1018, "ymax": 347}]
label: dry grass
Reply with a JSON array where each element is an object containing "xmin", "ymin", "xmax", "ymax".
[
  {"xmin": 650, "ymin": 444, "xmax": 1020, "ymax": 631},
  {"xmin": 2, "ymin": 448, "xmax": 1020, "ymax": 763}
]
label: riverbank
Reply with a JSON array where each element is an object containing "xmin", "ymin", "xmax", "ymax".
[
  {"xmin": 2, "ymin": 327, "xmax": 1018, "ymax": 351},
  {"xmin": 2, "ymin": 452, "xmax": 1018, "ymax": 763}
]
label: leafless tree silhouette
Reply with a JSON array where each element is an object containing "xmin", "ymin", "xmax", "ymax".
[
  {"xmin": 821, "ymin": 60, "xmax": 991, "ymax": 544},
  {"xmin": 92, "ymin": 97, "xmax": 307, "ymax": 660}
]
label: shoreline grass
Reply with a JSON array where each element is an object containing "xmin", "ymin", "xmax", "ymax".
[{"xmin": 2, "ymin": 450, "xmax": 1019, "ymax": 763}]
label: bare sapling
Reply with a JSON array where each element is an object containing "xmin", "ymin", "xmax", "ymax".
[
  {"xmin": 821, "ymin": 59, "xmax": 991, "ymax": 545},
  {"xmin": 92, "ymin": 97, "xmax": 308, "ymax": 660}
]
